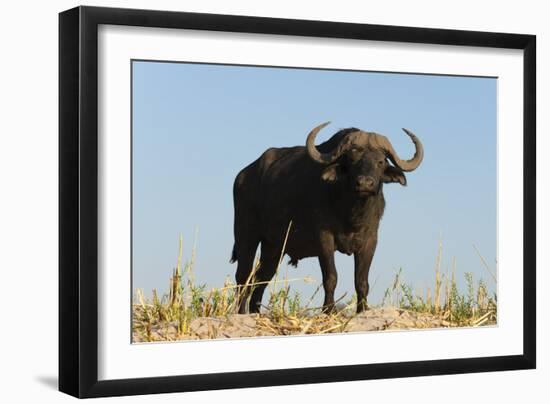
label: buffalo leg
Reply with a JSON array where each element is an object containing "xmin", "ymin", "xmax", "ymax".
[
  {"xmin": 235, "ymin": 239, "xmax": 260, "ymax": 314},
  {"xmin": 319, "ymin": 253, "xmax": 338, "ymax": 313},
  {"xmin": 248, "ymin": 243, "xmax": 279, "ymax": 313},
  {"xmin": 354, "ymin": 237, "xmax": 377, "ymax": 313},
  {"xmin": 318, "ymin": 232, "xmax": 337, "ymax": 312}
]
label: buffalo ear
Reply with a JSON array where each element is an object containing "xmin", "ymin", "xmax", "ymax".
[
  {"xmin": 321, "ymin": 163, "xmax": 340, "ymax": 183},
  {"xmin": 382, "ymin": 165, "xmax": 407, "ymax": 186}
]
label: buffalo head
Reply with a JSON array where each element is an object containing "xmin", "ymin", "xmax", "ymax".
[{"xmin": 306, "ymin": 122, "xmax": 424, "ymax": 195}]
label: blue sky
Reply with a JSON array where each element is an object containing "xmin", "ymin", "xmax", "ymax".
[{"xmin": 132, "ymin": 60, "xmax": 497, "ymax": 306}]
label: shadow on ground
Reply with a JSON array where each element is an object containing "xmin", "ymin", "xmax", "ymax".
[{"xmin": 35, "ymin": 375, "xmax": 58, "ymax": 390}]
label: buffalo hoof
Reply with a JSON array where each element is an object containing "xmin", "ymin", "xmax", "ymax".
[
  {"xmin": 356, "ymin": 302, "xmax": 369, "ymax": 313},
  {"xmin": 322, "ymin": 303, "xmax": 336, "ymax": 314},
  {"xmin": 248, "ymin": 302, "xmax": 262, "ymax": 314}
]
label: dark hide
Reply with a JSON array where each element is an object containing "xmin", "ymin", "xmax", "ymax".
[{"xmin": 231, "ymin": 126, "xmax": 421, "ymax": 314}]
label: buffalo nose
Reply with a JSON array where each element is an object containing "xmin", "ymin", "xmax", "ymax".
[{"xmin": 356, "ymin": 176, "xmax": 375, "ymax": 189}]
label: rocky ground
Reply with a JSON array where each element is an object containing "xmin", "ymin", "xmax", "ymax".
[{"xmin": 132, "ymin": 306, "xmax": 480, "ymax": 343}]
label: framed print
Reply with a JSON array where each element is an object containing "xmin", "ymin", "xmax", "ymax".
[{"xmin": 59, "ymin": 5, "xmax": 536, "ymax": 398}]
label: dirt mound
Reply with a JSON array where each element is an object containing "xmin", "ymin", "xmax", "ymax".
[{"xmin": 132, "ymin": 307, "xmax": 474, "ymax": 343}]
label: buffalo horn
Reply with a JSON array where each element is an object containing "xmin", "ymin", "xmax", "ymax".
[
  {"xmin": 305, "ymin": 122, "xmax": 340, "ymax": 164},
  {"xmin": 383, "ymin": 128, "xmax": 424, "ymax": 172}
]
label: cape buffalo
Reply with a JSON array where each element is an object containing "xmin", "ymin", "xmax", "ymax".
[{"xmin": 231, "ymin": 122, "xmax": 423, "ymax": 314}]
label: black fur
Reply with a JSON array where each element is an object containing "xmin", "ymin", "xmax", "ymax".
[{"xmin": 231, "ymin": 128, "xmax": 410, "ymax": 314}]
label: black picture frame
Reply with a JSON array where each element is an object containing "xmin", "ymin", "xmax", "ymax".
[{"xmin": 59, "ymin": 5, "xmax": 536, "ymax": 398}]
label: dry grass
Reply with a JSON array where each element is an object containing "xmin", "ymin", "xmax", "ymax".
[
  {"xmin": 381, "ymin": 239, "xmax": 497, "ymax": 327},
  {"xmin": 132, "ymin": 232, "xmax": 497, "ymax": 342}
]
